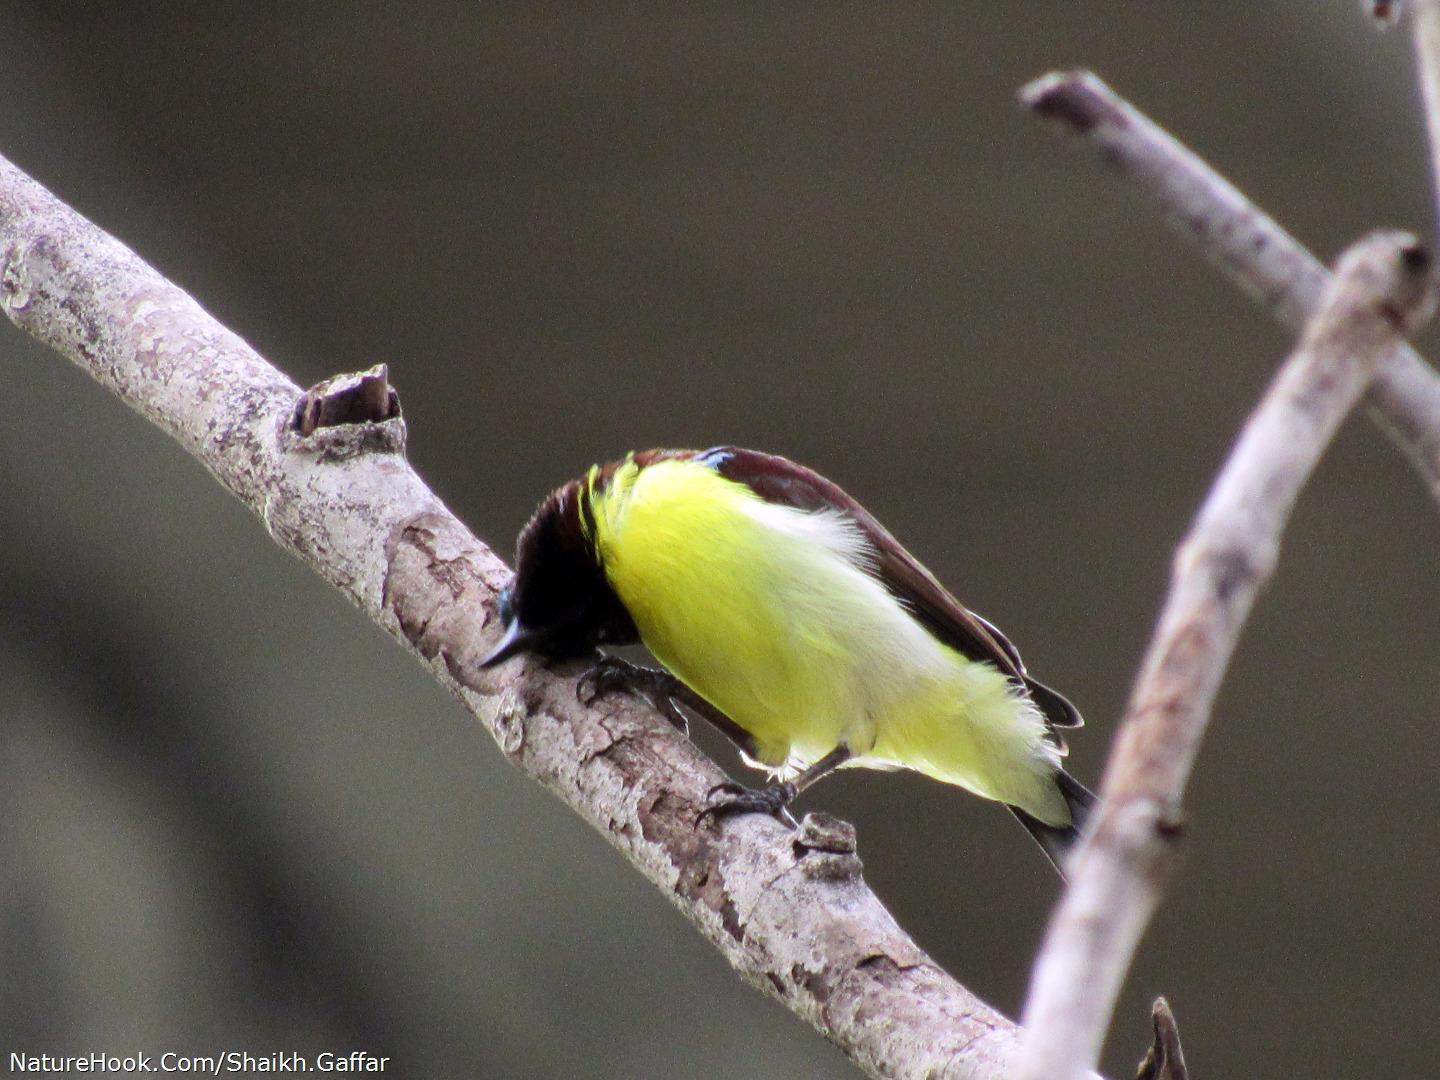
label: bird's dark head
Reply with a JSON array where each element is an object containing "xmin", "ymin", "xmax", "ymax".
[{"xmin": 478, "ymin": 479, "xmax": 638, "ymax": 668}]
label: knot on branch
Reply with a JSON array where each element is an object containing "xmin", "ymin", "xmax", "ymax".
[
  {"xmin": 1087, "ymin": 795, "xmax": 1185, "ymax": 884},
  {"xmin": 290, "ymin": 364, "xmax": 405, "ymax": 454},
  {"xmin": 1366, "ymin": 0, "xmax": 1401, "ymax": 29},
  {"xmin": 1319, "ymin": 231, "xmax": 1437, "ymax": 342},
  {"xmin": 795, "ymin": 812, "xmax": 857, "ymax": 855},
  {"xmin": 1174, "ymin": 529, "xmax": 1275, "ymax": 607},
  {"xmin": 794, "ymin": 813, "xmax": 862, "ymax": 881},
  {"xmin": 0, "ymin": 235, "xmax": 41, "ymax": 315}
]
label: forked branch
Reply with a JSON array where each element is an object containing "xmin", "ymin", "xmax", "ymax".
[{"xmin": 1022, "ymin": 70, "xmax": 1440, "ymax": 502}]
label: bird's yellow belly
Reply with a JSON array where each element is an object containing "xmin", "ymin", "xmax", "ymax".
[
  {"xmin": 614, "ymin": 526, "xmax": 864, "ymax": 767},
  {"xmin": 597, "ymin": 460, "xmax": 922, "ymax": 769},
  {"xmin": 591, "ymin": 458, "xmax": 1064, "ymax": 819}
]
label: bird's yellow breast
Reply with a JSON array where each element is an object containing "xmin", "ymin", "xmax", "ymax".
[{"xmin": 586, "ymin": 459, "xmax": 937, "ymax": 767}]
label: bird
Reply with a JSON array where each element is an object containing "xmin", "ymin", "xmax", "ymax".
[{"xmin": 479, "ymin": 446, "xmax": 1093, "ymax": 870}]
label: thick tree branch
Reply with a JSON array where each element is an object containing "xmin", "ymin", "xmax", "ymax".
[
  {"xmin": 1021, "ymin": 70, "xmax": 1440, "ymax": 502},
  {"xmin": 1014, "ymin": 232, "xmax": 1436, "ymax": 1080},
  {"xmin": 0, "ymin": 153, "xmax": 1104, "ymax": 1080}
]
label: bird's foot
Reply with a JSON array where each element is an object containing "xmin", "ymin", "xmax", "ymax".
[
  {"xmin": 576, "ymin": 654, "xmax": 689, "ymax": 735},
  {"xmin": 698, "ymin": 780, "xmax": 799, "ymax": 826}
]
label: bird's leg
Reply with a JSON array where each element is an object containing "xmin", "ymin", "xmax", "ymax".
[
  {"xmin": 577, "ymin": 655, "xmax": 779, "ymax": 765},
  {"xmin": 577, "ymin": 654, "xmax": 855, "ymax": 828},
  {"xmin": 701, "ymin": 744, "xmax": 854, "ymax": 825},
  {"xmin": 576, "ymin": 654, "xmax": 690, "ymax": 734}
]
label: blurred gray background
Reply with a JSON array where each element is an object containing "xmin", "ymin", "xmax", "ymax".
[{"xmin": 2, "ymin": 4, "xmax": 1437, "ymax": 1078}]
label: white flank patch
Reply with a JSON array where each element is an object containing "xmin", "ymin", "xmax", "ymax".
[{"xmin": 739, "ymin": 499, "xmax": 877, "ymax": 574}]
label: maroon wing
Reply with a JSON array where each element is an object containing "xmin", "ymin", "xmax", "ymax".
[{"xmin": 693, "ymin": 446, "xmax": 1082, "ymax": 734}]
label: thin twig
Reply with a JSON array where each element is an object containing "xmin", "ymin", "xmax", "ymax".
[
  {"xmin": 1414, "ymin": 0, "xmax": 1440, "ymax": 237},
  {"xmin": 0, "ymin": 152, "xmax": 1107, "ymax": 1080},
  {"xmin": 1014, "ymin": 231, "xmax": 1435, "ymax": 1080},
  {"xmin": 1133, "ymin": 999, "xmax": 1187, "ymax": 1080},
  {"xmin": 1022, "ymin": 70, "xmax": 1440, "ymax": 502}
]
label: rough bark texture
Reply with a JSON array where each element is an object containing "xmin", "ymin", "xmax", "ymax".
[
  {"xmin": 1014, "ymin": 232, "xmax": 1436, "ymax": 1080},
  {"xmin": 0, "ymin": 152, "xmax": 1101, "ymax": 1080}
]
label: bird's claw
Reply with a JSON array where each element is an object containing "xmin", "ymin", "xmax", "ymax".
[
  {"xmin": 575, "ymin": 655, "xmax": 689, "ymax": 734},
  {"xmin": 697, "ymin": 780, "xmax": 799, "ymax": 826},
  {"xmin": 575, "ymin": 654, "xmax": 633, "ymax": 705}
]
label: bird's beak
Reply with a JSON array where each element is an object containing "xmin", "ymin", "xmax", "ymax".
[{"xmin": 477, "ymin": 615, "xmax": 542, "ymax": 668}]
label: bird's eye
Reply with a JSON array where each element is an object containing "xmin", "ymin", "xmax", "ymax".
[{"xmin": 497, "ymin": 586, "xmax": 515, "ymax": 623}]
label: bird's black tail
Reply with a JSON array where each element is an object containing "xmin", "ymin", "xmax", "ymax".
[{"xmin": 1008, "ymin": 769, "xmax": 1097, "ymax": 878}]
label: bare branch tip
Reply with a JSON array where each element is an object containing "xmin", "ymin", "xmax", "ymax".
[
  {"xmin": 1019, "ymin": 70, "xmax": 1118, "ymax": 134},
  {"xmin": 1134, "ymin": 998, "xmax": 1188, "ymax": 1080}
]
